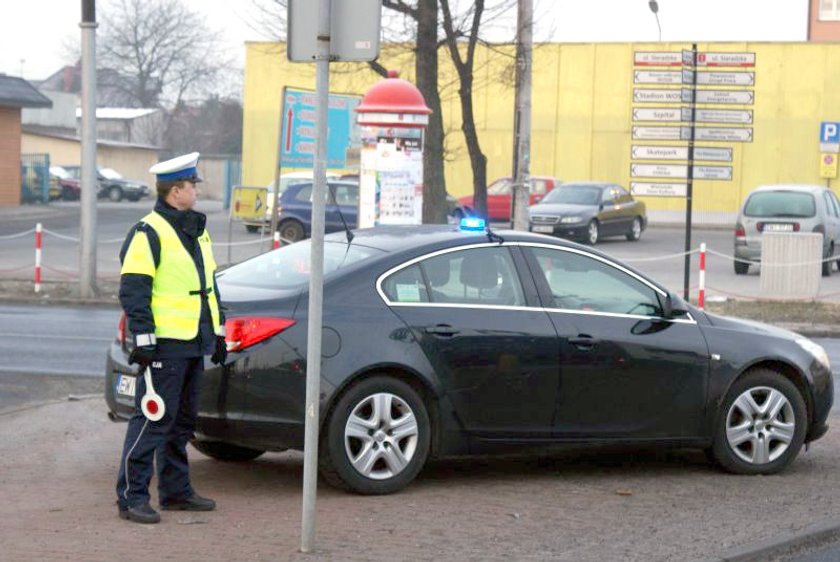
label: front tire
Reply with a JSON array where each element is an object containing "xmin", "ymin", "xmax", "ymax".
[
  {"xmin": 320, "ymin": 376, "xmax": 431, "ymax": 495},
  {"xmin": 245, "ymin": 224, "xmax": 260, "ymax": 233},
  {"xmin": 823, "ymin": 244, "xmax": 834, "ymax": 277},
  {"xmin": 626, "ymin": 217, "xmax": 642, "ymax": 241},
  {"xmin": 711, "ymin": 369, "xmax": 807, "ymax": 475},
  {"xmin": 108, "ymin": 186, "xmax": 123, "ymax": 202},
  {"xmin": 191, "ymin": 440, "xmax": 265, "ymax": 462},
  {"xmin": 278, "ymin": 220, "xmax": 305, "ymax": 243},
  {"xmin": 585, "ymin": 220, "xmax": 599, "ymax": 245}
]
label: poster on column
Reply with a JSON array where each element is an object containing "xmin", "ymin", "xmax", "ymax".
[{"xmin": 375, "ymin": 128, "xmax": 424, "ymax": 225}]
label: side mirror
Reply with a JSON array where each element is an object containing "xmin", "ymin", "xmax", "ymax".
[
  {"xmin": 661, "ymin": 291, "xmax": 689, "ymax": 319},
  {"xmin": 662, "ymin": 292, "xmax": 673, "ymax": 318}
]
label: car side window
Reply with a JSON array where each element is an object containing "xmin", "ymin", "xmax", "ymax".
[
  {"xmin": 334, "ymin": 184, "xmax": 359, "ymax": 206},
  {"xmin": 418, "ymin": 247, "xmax": 526, "ymax": 306},
  {"xmin": 294, "ymin": 185, "xmax": 313, "ymax": 202},
  {"xmin": 531, "ymin": 180, "xmax": 547, "ymax": 194},
  {"xmin": 830, "ymin": 192, "xmax": 840, "ymax": 217},
  {"xmin": 381, "ymin": 265, "xmax": 430, "ymax": 304},
  {"xmin": 529, "ymin": 247, "xmax": 663, "ymax": 317},
  {"xmin": 823, "ymin": 192, "xmax": 839, "ymax": 218},
  {"xmin": 601, "ymin": 188, "xmax": 616, "ymax": 204}
]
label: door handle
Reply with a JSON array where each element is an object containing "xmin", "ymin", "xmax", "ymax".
[
  {"xmin": 568, "ymin": 335, "xmax": 596, "ymax": 350},
  {"xmin": 424, "ymin": 324, "xmax": 460, "ymax": 337}
]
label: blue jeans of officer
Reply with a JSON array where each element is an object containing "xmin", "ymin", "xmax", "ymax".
[{"xmin": 116, "ymin": 357, "xmax": 203, "ymax": 509}]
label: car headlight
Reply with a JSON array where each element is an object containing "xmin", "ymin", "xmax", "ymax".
[
  {"xmin": 560, "ymin": 216, "xmax": 583, "ymax": 224},
  {"xmin": 796, "ymin": 338, "xmax": 831, "ymax": 370}
]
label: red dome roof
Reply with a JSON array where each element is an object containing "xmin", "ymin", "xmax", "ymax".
[{"xmin": 356, "ymin": 70, "xmax": 431, "ymax": 115}]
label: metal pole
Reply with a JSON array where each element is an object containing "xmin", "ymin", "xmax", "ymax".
[
  {"xmin": 269, "ymin": 86, "xmax": 287, "ymax": 249},
  {"xmin": 301, "ymin": 0, "xmax": 330, "ymax": 552},
  {"xmin": 683, "ymin": 43, "xmax": 697, "ymax": 301},
  {"xmin": 511, "ymin": 0, "xmax": 533, "ymax": 231},
  {"xmin": 79, "ymin": 0, "xmax": 98, "ymax": 298}
]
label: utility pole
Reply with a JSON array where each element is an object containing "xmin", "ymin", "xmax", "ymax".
[
  {"xmin": 511, "ymin": 0, "xmax": 533, "ymax": 231},
  {"xmin": 79, "ymin": 0, "xmax": 98, "ymax": 298}
]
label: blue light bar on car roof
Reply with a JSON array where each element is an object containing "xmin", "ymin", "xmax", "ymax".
[{"xmin": 459, "ymin": 217, "xmax": 485, "ymax": 231}]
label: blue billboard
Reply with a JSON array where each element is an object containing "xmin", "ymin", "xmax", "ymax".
[{"xmin": 280, "ymin": 87, "xmax": 362, "ymax": 169}]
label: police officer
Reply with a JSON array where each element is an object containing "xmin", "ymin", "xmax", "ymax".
[{"xmin": 115, "ymin": 152, "xmax": 227, "ymax": 524}]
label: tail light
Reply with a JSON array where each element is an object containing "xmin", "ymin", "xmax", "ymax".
[
  {"xmin": 225, "ymin": 317, "xmax": 295, "ymax": 352},
  {"xmin": 118, "ymin": 312, "xmax": 127, "ymax": 345},
  {"xmin": 735, "ymin": 223, "xmax": 746, "ymax": 245}
]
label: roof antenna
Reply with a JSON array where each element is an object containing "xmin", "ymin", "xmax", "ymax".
[
  {"xmin": 328, "ymin": 182, "xmax": 354, "ymax": 244},
  {"xmin": 486, "ymin": 223, "xmax": 504, "ymax": 245}
]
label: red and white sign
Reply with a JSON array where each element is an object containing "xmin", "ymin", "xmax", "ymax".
[{"xmin": 696, "ymin": 52, "xmax": 756, "ymax": 67}]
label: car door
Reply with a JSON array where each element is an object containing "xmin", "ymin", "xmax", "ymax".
[
  {"xmin": 522, "ymin": 244, "xmax": 710, "ymax": 439},
  {"xmin": 326, "ymin": 182, "xmax": 359, "ymax": 232},
  {"xmin": 382, "ymin": 244, "xmax": 559, "ymax": 438},
  {"xmin": 613, "ymin": 185, "xmax": 636, "ymax": 232},
  {"xmin": 486, "ymin": 178, "xmax": 513, "ymax": 221},
  {"xmin": 597, "ymin": 187, "xmax": 622, "ymax": 235},
  {"xmin": 822, "ymin": 190, "xmax": 840, "ymax": 251}
]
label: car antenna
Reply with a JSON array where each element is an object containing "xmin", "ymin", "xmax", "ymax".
[
  {"xmin": 328, "ymin": 182, "xmax": 354, "ymax": 244},
  {"xmin": 486, "ymin": 224, "xmax": 504, "ymax": 245}
]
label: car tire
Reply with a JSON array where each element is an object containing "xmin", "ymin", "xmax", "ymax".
[
  {"xmin": 190, "ymin": 440, "xmax": 265, "ymax": 462},
  {"xmin": 734, "ymin": 260, "xmax": 749, "ymax": 275},
  {"xmin": 245, "ymin": 225, "xmax": 260, "ymax": 233},
  {"xmin": 61, "ymin": 186, "xmax": 76, "ymax": 201},
  {"xmin": 822, "ymin": 245, "xmax": 833, "ymax": 277},
  {"xmin": 711, "ymin": 369, "xmax": 807, "ymax": 475},
  {"xmin": 626, "ymin": 217, "xmax": 643, "ymax": 241},
  {"xmin": 585, "ymin": 220, "xmax": 599, "ymax": 245},
  {"xmin": 278, "ymin": 220, "xmax": 305, "ymax": 243},
  {"xmin": 319, "ymin": 376, "xmax": 431, "ymax": 495},
  {"xmin": 108, "ymin": 186, "xmax": 123, "ymax": 202}
]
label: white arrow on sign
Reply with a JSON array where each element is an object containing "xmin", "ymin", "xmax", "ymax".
[
  {"xmin": 695, "ymin": 127, "xmax": 753, "ymax": 142},
  {"xmin": 632, "ymin": 107, "xmax": 684, "ymax": 122},
  {"xmin": 695, "ymin": 108, "xmax": 753, "ymax": 124},
  {"xmin": 696, "ymin": 71, "xmax": 755, "ymax": 86},
  {"xmin": 631, "ymin": 145, "xmax": 689, "ymax": 160},
  {"xmin": 631, "ymin": 163, "xmax": 688, "ymax": 178},
  {"xmin": 633, "ymin": 89, "xmax": 683, "ymax": 103},
  {"xmin": 694, "ymin": 146, "xmax": 733, "ymax": 162},
  {"xmin": 694, "ymin": 165, "xmax": 733, "ymax": 180},
  {"xmin": 634, "ymin": 70, "xmax": 682, "ymax": 85},
  {"xmin": 632, "ymin": 126, "xmax": 689, "ymax": 140},
  {"xmin": 695, "ymin": 90, "xmax": 755, "ymax": 105},
  {"xmin": 630, "ymin": 182, "xmax": 687, "ymax": 197}
]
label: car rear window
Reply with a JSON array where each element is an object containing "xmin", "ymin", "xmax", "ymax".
[
  {"xmin": 218, "ymin": 240, "xmax": 384, "ymax": 289},
  {"xmin": 744, "ymin": 191, "xmax": 816, "ymax": 218}
]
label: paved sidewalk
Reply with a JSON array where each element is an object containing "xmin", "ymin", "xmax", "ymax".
[{"xmin": 1, "ymin": 397, "xmax": 839, "ymax": 561}]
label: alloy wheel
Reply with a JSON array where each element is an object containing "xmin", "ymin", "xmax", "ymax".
[
  {"xmin": 725, "ymin": 386, "xmax": 795, "ymax": 465},
  {"xmin": 587, "ymin": 220, "xmax": 599, "ymax": 245}
]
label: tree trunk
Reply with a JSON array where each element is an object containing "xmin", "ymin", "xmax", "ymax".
[{"xmin": 458, "ymin": 74, "xmax": 487, "ymax": 218}]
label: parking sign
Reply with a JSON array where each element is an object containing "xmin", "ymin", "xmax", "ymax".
[{"xmin": 820, "ymin": 121, "xmax": 840, "ymax": 153}]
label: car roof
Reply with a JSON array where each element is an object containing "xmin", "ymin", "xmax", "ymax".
[
  {"xmin": 559, "ymin": 181, "xmax": 612, "ymax": 188},
  {"xmin": 751, "ymin": 184, "xmax": 828, "ymax": 194},
  {"xmin": 282, "ymin": 171, "xmax": 339, "ymax": 178}
]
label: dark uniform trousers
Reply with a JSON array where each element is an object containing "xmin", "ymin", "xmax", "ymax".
[{"xmin": 116, "ymin": 357, "xmax": 204, "ymax": 509}]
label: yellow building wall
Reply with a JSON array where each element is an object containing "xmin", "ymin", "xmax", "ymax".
[{"xmin": 243, "ymin": 41, "xmax": 840, "ymax": 215}]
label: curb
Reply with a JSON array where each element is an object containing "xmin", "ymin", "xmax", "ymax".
[{"xmin": 717, "ymin": 518, "xmax": 840, "ymax": 561}]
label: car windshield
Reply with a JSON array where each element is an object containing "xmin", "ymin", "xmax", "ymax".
[
  {"xmin": 487, "ymin": 178, "xmax": 512, "ymax": 195},
  {"xmin": 744, "ymin": 191, "xmax": 816, "ymax": 218},
  {"xmin": 50, "ymin": 166, "xmax": 69, "ymax": 179},
  {"xmin": 218, "ymin": 240, "xmax": 384, "ymax": 290},
  {"xmin": 542, "ymin": 185, "xmax": 603, "ymax": 205},
  {"xmin": 100, "ymin": 168, "xmax": 122, "ymax": 180}
]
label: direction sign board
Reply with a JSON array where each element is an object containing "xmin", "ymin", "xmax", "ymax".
[
  {"xmin": 631, "ymin": 145, "xmax": 688, "ymax": 160},
  {"xmin": 694, "ymin": 108, "xmax": 753, "ymax": 124},
  {"xmin": 631, "ymin": 163, "xmax": 688, "ymax": 179},
  {"xmin": 634, "ymin": 71, "xmax": 682, "ymax": 85},
  {"xmin": 696, "ymin": 71, "xmax": 755, "ymax": 86},
  {"xmin": 694, "ymin": 146, "xmax": 734, "ymax": 162},
  {"xmin": 632, "ymin": 107, "xmax": 692, "ymax": 122},
  {"xmin": 630, "ymin": 182, "xmax": 687, "ymax": 197},
  {"xmin": 633, "ymin": 89, "xmax": 686, "ymax": 103},
  {"xmin": 634, "ymin": 51, "xmax": 682, "ymax": 66},
  {"xmin": 695, "ymin": 89, "xmax": 755, "ymax": 104},
  {"xmin": 694, "ymin": 127, "xmax": 753, "ymax": 142},
  {"xmin": 696, "ymin": 52, "xmax": 756, "ymax": 67},
  {"xmin": 288, "ymin": 0, "xmax": 382, "ymax": 62},
  {"xmin": 694, "ymin": 165, "xmax": 733, "ymax": 180},
  {"xmin": 632, "ymin": 126, "xmax": 692, "ymax": 140}
]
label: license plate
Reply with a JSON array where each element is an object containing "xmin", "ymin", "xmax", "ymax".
[
  {"xmin": 116, "ymin": 374, "xmax": 137, "ymax": 397},
  {"xmin": 532, "ymin": 225, "xmax": 554, "ymax": 233},
  {"xmin": 763, "ymin": 223, "xmax": 794, "ymax": 232}
]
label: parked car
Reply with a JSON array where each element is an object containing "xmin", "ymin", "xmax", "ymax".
[
  {"xmin": 61, "ymin": 165, "xmax": 150, "ymax": 202},
  {"xmin": 48, "ymin": 166, "xmax": 81, "ymax": 201},
  {"xmin": 243, "ymin": 171, "xmax": 340, "ymax": 233},
  {"xmin": 734, "ymin": 184, "xmax": 840, "ymax": 276},
  {"xmin": 457, "ymin": 176, "xmax": 562, "ymax": 221},
  {"xmin": 273, "ymin": 180, "xmax": 359, "ymax": 243},
  {"xmin": 529, "ymin": 181, "xmax": 647, "ymax": 245},
  {"xmin": 105, "ymin": 224, "xmax": 833, "ymax": 495}
]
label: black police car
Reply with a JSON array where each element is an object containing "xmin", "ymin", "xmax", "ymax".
[{"xmin": 105, "ymin": 222, "xmax": 833, "ymax": 495}]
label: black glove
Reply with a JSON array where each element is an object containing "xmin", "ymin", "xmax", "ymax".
[
  {"xmin": 129, "ymin": 344, "xmax": 156, "ymax": 368},
  {"xmin": 211, "ymin": 335, "xmax": 227, "ymax": 365}
]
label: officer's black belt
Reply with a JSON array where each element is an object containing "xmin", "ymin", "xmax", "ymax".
[{"xmin": 189, "ymin": 287, "xmax": 213, "ymax": 298}]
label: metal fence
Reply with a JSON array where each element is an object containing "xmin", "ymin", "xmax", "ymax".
[{"xmin": 20, "ymin": 153, "xmax": 50, "ymax": 204}]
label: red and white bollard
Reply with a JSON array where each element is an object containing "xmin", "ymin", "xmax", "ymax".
[
  {"xmin": 698, "ymin": 242, "xmax": 706, "ymax": 310},
  {"xmin": 34, "ymin": 222, "xmax": 42, "ymax": 293},
  {"xmin": 273, "ymin": 231, "xmax": 280, "ymax": 250}
]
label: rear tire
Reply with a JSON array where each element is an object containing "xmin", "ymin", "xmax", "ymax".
[
  {"xmin": 191, "ymin": 440, "xmax": 265, "ymax": 462},
  {"xmin": 108, "ymin": 186, "xmax": 123, "ymax": 202},
  {"xmin": 822, "ymin": 245, "xmax": 834, "ymax": 277},
  {"xmin": 734, "ymin": 260, "xmax": 749, "ymax": 275},
  {"xmin": 245, "ymin": 225, "xmax": 260, "ymax": 233},
  {"xmin": 278, "ymin": 220, "xmax": 305, "ymax": 243}
]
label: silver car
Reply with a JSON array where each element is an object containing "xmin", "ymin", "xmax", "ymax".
[{"xmin": 734, "ymin": 184, "xmax": 840, "ymax": 276}]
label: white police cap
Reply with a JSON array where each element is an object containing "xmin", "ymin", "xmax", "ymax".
[{"xmin": 149, "ymin": 152, "xmax": 203, "ymax": 182}]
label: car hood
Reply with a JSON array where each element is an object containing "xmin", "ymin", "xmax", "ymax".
[
  {"xmin": 529, "ymin": 203, "xmax": 595, "ymax": 216},
  {"xmin": 703, "ymin": 312, "xmax": 801, "ymax": 340}
]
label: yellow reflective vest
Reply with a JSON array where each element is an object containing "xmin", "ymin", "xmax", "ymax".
[{"xmin": 121, "ymin": 211, "xmax": 221, "ymax": 340}]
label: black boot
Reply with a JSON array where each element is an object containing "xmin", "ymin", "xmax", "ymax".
[
  {"xmin": 119, "ymin": 503, "xmax": 161, "ymax": 524},
  {"xmin": 160, "ymin": 493, "xmax": 216, "ymax": 511}
]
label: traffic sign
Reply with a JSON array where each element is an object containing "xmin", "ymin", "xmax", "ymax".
[
  {"xmin": 632, "ymin": 107, "xmax": 692, "ymax": 122},
  {"xmin": 694, "ymin": 165, "xmax": 733, "ymax": 180},
  {"xmin": 694, "ymin": 127, "xmax": 753, "ymax": 142},
  {"xmin": 694, "ymin": 146, "xmax": 733, "ymax": 162},
  {"xmin": 634, "ymin": 51, "xmax": 682, "ymax": 66},
  {"xmin": 695, "ymin": 90, "xmax": 754, "ymax": 104},
  {"xmin": 820, "ymin": 122, "xmax": 840, "ymax": 153},
  {"xmin": 633, "ymin": 89, "xmax": 685, "ymax": 103},
  {"xmin": 231, "ymin": 186, "xmax": 267, "ymax": 220},
  {"xmin": 821, "ymin": 153, "xmax": 839, "ymax": 179},
  {"xmin": 630, "ymin": 182, "xmax": 687, "ymax": 197},
  {"xmin": 696, "ymin": 52, "xmax": 755, "ymax": 67},
  {"xmin": 634, "ymin": 71, "xmax": 682, "ymax": 85},
  {"xmin": 694, "ymin": 108, "xmax": 753, "ymax": 124},
  {"xmin": 632, "ymin": 126, "xmax": 692, "ymax": 140},
  {"xmin": 631, "ymin": 163, "xmax": 688, "ymax": 179},
  {"xmin": 631, "ymin": 145, "xmax": 688, "ymax": 160},
  {"xmin": 696, "ymin": 71, "xmax": 755, "ymax": 86},
  {"xmin": 287, "ymin": 0, "xmax": 382, "ymax": 62}
]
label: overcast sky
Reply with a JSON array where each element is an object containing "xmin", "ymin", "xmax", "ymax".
[{"xmin": 0, "ymin": 0, "xmax": 809, "ymax": 81}]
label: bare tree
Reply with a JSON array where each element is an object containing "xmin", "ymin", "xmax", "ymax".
[{"xmin": 98, "ymin": 0, "xmax": 233, "ymax": 110}]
